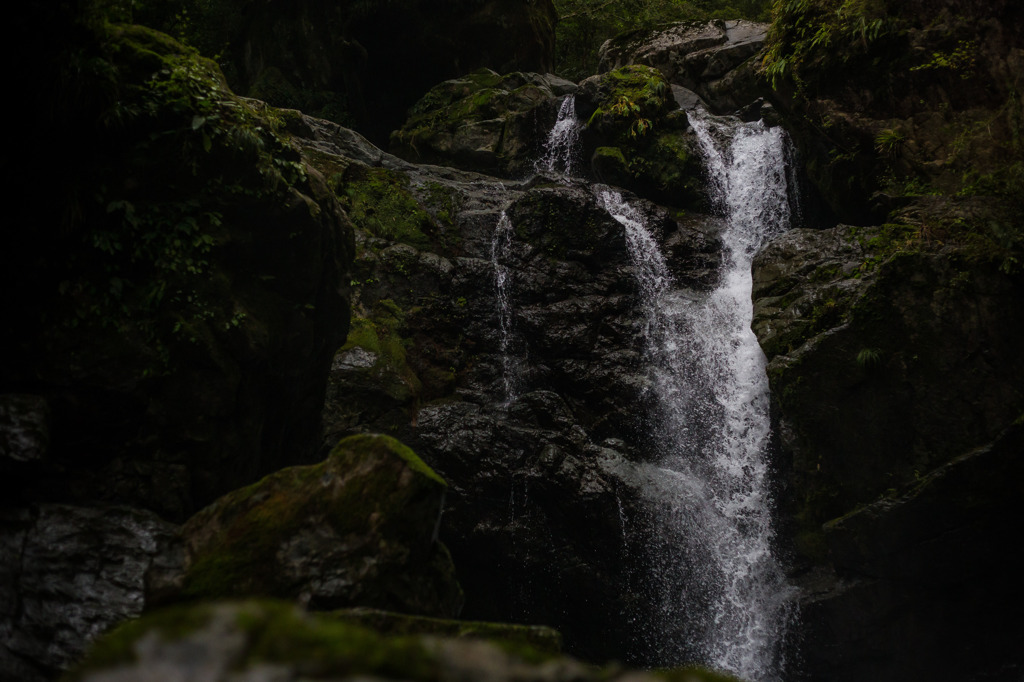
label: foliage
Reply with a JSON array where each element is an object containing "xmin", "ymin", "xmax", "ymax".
[
  {"xmin": 762, "ymin": 0, "xmax": 903, "ymax": 89},
  {"xmin": 39, "ymin": 21, "xmax": 313, "ymax": 373}
]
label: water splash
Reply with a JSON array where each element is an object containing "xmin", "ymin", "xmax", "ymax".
[
  {"xmin": 491, "ymin": 210, "xmax": 523, "ymax": 404},
  {"xmin": 597, "ymin": 108, "xmax": 797, "ymax": 681},
  {"xmin": 536, "ymin": 95, "xmax": 582, "ymax": 176}
]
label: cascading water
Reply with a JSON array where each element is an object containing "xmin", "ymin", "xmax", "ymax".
[
  {"xmin": 536, "ymin": 96, "xmax": 582, "ymax": 176},
  {"xmin": 491, "ymin": 209, "xmax": 522, "ymax": 404},
  {"xmin": 597, "ymin": 108, "xmax": 797, "ymax": 681}
]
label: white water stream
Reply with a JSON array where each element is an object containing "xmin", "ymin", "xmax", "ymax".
[
  {"xmin": 598, "ymin": 108, "xmax": 797, "ymax": 681},
  {"xmin": 536, "ymin": 95, "xmax": 582, "ymax": 176},
  {"xmin": 491, "ymin": 209, "xmax": 522, "ymax": 405}
]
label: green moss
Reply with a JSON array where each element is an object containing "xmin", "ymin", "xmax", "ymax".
[
  {"xmin": 340, "ymin": 299, "xmax": 423, "ymax": 402},
  {"xmin": 335, "ymin": 434, "xmax": 446, "ymax": 488},
  {"xmin": 241, "ymin": 602, "xmax": 439, "ymax": 679},
  {"xmin": 329, "ymin": 607, "xmax": 561, "ymax": 658},
  {"xmin": 341, "ymin": 165, "xmax": 434, "ymax": 249}
]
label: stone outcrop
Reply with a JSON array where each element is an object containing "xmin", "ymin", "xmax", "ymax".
[
  {"xmin": 598, "ymin": 20, "xmax": 771, "ymax": 115},
  {"xmin": 575, "ymin": 65, "xmax": 707, "ymax": 208},
  {"xmin": 390, "ymin": 69, "xmax": 577, "ymax": 178},
  {"xmin": 296, "ymin": 113, "xmax": 725, "ymax": 663},
  {"xmin": 751, "ymin": 221, "xmax": 1024, "ymax": 680},
  {"xmin": 0, "ymin": 505, "xmax": 181, "ymax": 681}
]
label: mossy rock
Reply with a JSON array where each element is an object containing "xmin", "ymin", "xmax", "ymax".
[
  {"xmin": 70, "ymin": 600, "xmax": 738, "ymax": 682},
  {"xmin": 179, "ymin": 434, "xmax": 463, "ymax": 616},
  {"xmin": 576, "ymin": 65, "xmax": 673, "ymax": 143},
  {"xmin": 389, "ymin": 69, "xmax": 562, "ymax": 177}
]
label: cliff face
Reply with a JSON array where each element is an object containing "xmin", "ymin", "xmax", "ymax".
[{"xmin": 752, "ymin": 1, "xmax": 1024, "ymax": 678}]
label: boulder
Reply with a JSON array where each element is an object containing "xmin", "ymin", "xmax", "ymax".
[
  {"xmin": 0, "ymin": 505, "xmax": 181, "ymax": 682},
  {"xmin": 66, "ymin": 600, "xmax": 736, "ymax": 682},
  {"xmin": 390, "ymin": 69, "xmax": 572, "ymax": 177},
  {"xmin": 598, "ymin": 20, "xmax": 770, "ymax": 114},
  {"xmin": 178, "ymin": 434, "xmax": 463, "ymax": 616},
  {"xmin": 575, "ymin": 66, "xmax": 707, "ymax": 208}
]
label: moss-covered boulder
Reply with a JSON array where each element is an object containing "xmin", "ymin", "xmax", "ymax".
[
  {"xmin": 390, "ymin": 69, "xmax": 574, "ymax": 177},
  {"xmin": 178, "ymin": 434, "xmax": 462, "ymax": 616},
  {"xmin": 68, "ymin": 600, "xmax": 737, "ymax": 682},
  {"xmin": 576, "ymin": 66, "xmax": 705, "ymax": 207}
]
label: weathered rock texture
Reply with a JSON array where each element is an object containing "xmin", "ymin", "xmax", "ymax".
[
  {"xmin": 300, "ymin": 115, "xmax": 725, "ymax": 663},
  {"xmin": 0, "ymin": 505, "xmax": 181, "ymax": 681}
]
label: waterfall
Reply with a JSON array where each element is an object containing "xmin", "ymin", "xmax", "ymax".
[
  {"xmin": 491, "ymin": 210, "xmax": 522, "ymax": 404},
  {"xmin": 536, "ymin": 95, "xmax": 582, "ymax": 176},
  {"xmin": 597, "ymin": 109, "xmax": 796, "ymax": 681}
]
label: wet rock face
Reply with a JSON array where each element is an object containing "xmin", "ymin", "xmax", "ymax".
[
  {"xmin": 753, "ymin": 225, "xmax": 1024, "ymax": 527},
  {"xmin": 0, "ymin": 505, "xmax": 181, "ymax": 682},
  {"xmin": 303, "ymin": 119, "xmax": 724, "ymax": 662}
]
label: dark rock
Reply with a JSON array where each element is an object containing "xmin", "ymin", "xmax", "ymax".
[
  {"xmin": 0, "ymin": 395, "xmax": 50, "ymax": 463},
  {"xmin": 576, "ymin": 66, "xmax": 707, "ymax": 208},
  {"xmin": 304, "ymin": 118, "xmax": 725, "ymax": 663},
  {"xmin": 796, "ymin": 425, "xmax": 1024, "ymax": 682},
  {"xmin": 178, "ymin": 434, "xmax": 463, "ymax": 617},
  {"xmin": 0, "ymin": 505, "xmax": 181, "ymax": 682},
  {"xmin": 753, "ymin": 220, "xmax": 1024, "ymax": 680},
  {"xmin": 753, "ymin": 225, "xmax": 1024, "ymax": 532}
]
